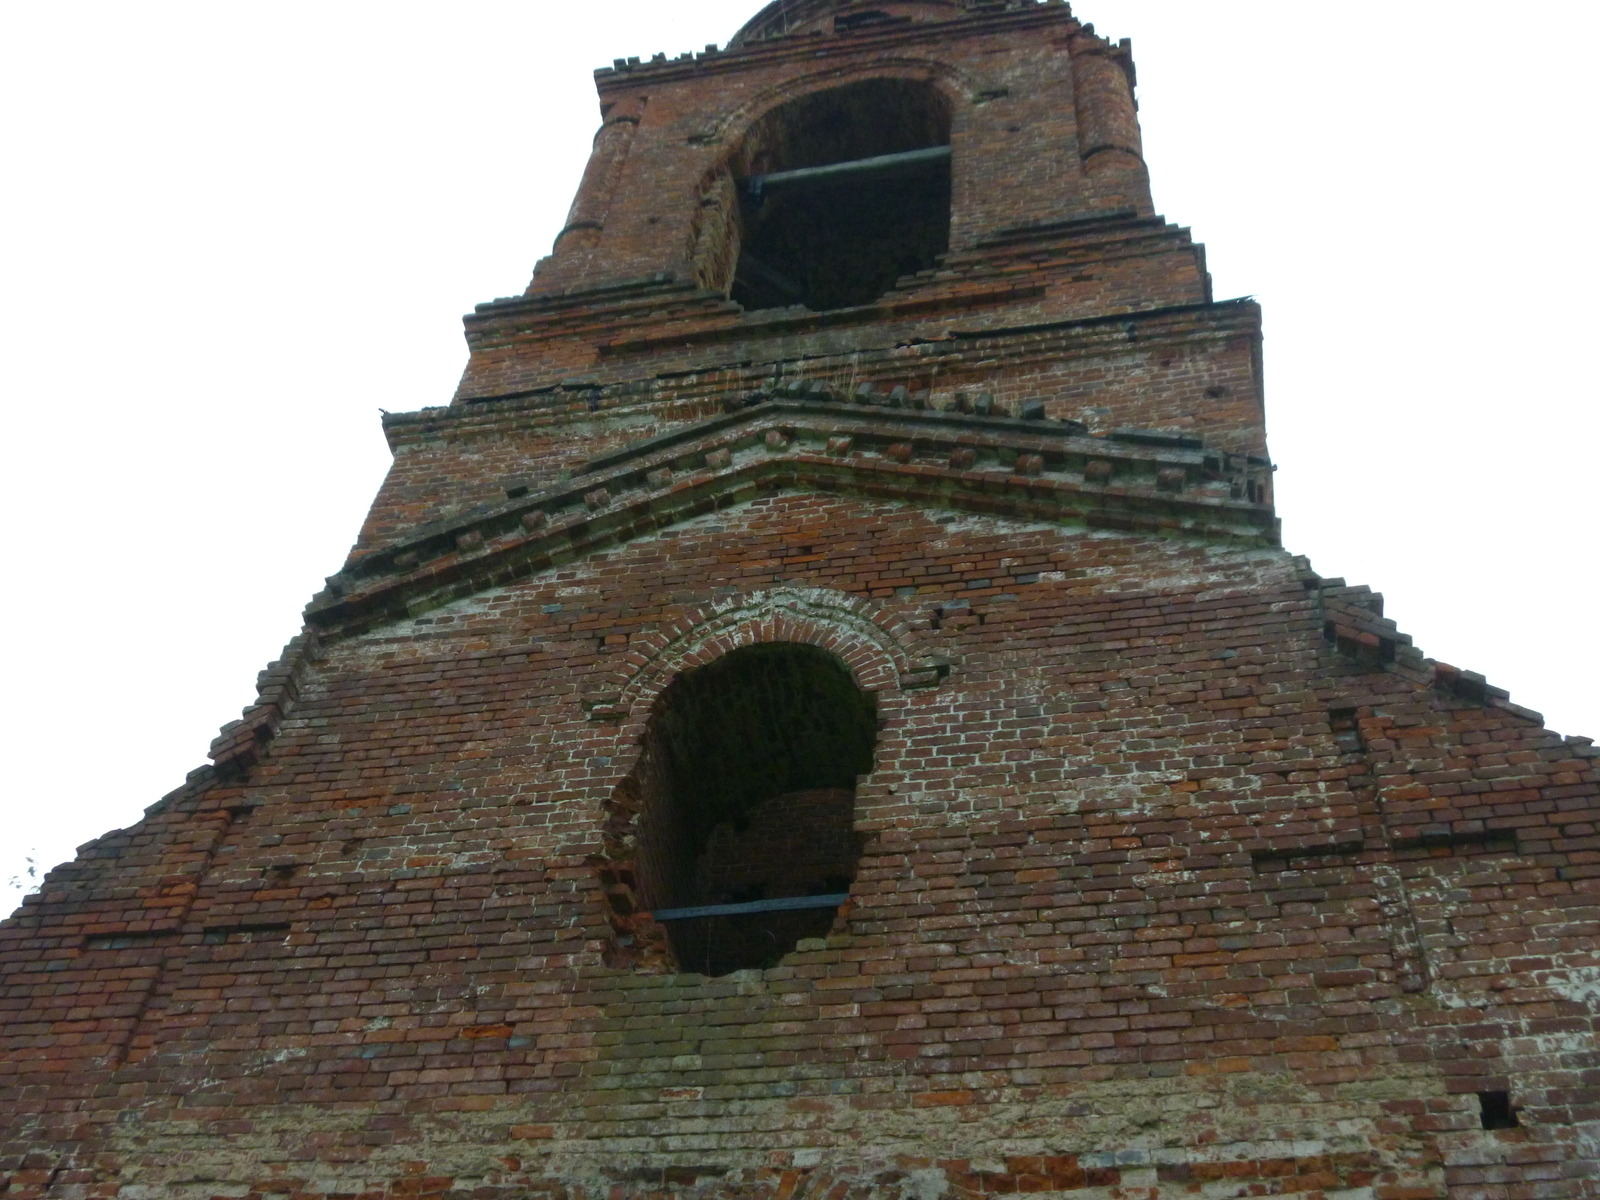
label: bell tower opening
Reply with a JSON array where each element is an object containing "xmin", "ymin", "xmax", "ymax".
[
  {"xmin": 729, "ymin": 78, "xmax": 952, "ymax": 312},
  {"xmin": 605, "ymin": 643, "xmax": 877, "ymax": 977}
]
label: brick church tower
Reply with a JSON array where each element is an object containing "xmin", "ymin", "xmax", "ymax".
[{"xmin": 5, "ymin": 2, "xmax": 1598, "ymax": 1197}]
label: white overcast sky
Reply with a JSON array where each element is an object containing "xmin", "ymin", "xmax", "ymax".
[{"xmin": 3, "ymin": 2, "xmax": 1596, "ymax": 912}]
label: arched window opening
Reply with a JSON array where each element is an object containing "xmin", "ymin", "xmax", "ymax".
[
  {"xmin": 730, "ymin": 79, "xmax": 952, "ymax": 313},
  {"xmin": 602, "ymin": 643, "xmax": 877, "ymax": 977}
]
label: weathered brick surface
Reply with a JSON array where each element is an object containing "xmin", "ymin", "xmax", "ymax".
[
  {"xmin": 365, "ymin": 301, "xmax": 1262, "ymax": 556},
  {"xmin": 3, "ymin": 2, "xmax": 1596, "ymax": 1198}
]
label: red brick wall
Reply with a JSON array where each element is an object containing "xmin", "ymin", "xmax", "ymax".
[
  {"xmin": 453, "ymin": 220, "xmax": 1213, "ymax": 404},
  {"xmin": 2, "ymin": 3, "xmax": 1595, "ymax": 1197},
  {"xmin": 4, "ymin": 493, "xmax": 1597, "ymax": 1196},
  {"xmin": 370, "ymin": 300, "xmax": 1259, "ymax": 557}
]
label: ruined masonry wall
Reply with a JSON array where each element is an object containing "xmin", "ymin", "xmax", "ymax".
[
  {"xmin": 3, "ymin": 495, "xmax": 1597, "ymax": 1197},
  {"xmin": 3, "ymin": 4, "xmax": 1598, "ymax": 1196}
]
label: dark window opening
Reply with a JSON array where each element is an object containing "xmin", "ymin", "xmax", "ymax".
[
  {"xmin": 1478, "ymin": 1090, "xmax": 1520, "ymax": 1130},
  {"xmin": 730, "ymin": 78, "xmax": 951, "ymax": 313},
  {"xmin": 600, "ymin": 643, "xmax": 877, "ymax": 976},
  {"xmin": 835, "ymin": 10, "xmax": 913, "ymax": 33}
]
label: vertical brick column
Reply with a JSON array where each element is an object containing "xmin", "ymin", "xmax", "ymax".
[
  {"xmin": 533, "ymin": 94, "xmax": 647, "ymax": 291},
  {"xmin": 1070, "ymin": 32, "xmax": 1143, "ymax": 174}
]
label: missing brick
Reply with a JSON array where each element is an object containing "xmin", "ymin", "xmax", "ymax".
[
  {"xmin": 1477, "ymin": 1090, "xmax": 1519, "ymax": 1130},
  {"xmin": 201, "ymin": 923, "xmax": 292, "ymax": 946},
  {"xmin": 84, "ymin": 930, "xmax": 175, "ymax": 951},
  {"xmin": 1329, "ymin": 707, "xmax": 1364, "ymax": 752},
  {"xmin": 1390, "ymin": 827, "xmax": 1518, "ymax": 856},
  {"xmin": 1324, "ymin": 621, "xmax": 1396, "ymax": 669},
  {"xmin": 1250, "ymin": 837, "xmax": 1364, "ymax": 873}
]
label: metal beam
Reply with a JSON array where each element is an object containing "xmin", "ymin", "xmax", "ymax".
[
  {"xmin": 651, "ymin": 893, "xmax": 850, "ymax": 921},
  {"xmin": 748, "ymin": 146, "xmax": 950, "ymax": 196}
]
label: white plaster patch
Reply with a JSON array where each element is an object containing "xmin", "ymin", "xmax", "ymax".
[
  {"xmin": 1537, "ymin": 963, "xmax": 1600, "ymax": 1008},
  {"xmin": 904, "ymin": 1166, "xmax": 949, "ymax": 1200}
]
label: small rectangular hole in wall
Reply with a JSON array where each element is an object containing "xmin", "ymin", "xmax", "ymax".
[
  {"xmin": 1478, "ymin": 1090, "xmax": 1519, "ymax": 1129},
  {"xmin": 201, "ymin": 923, "xmax": 292, "ymax": 946},
  {"xmin": 1323, "ymin": 622, "xmax": 1397, "ymax": 669},
  {"xmin": 1329, "ymin": 706, "xmax": 1364, "ymax": 752},
  {"xmin": 84, "ymin": 930, "xmax": 173, "ymax": 951},
  {"xmin": 1392, "ymin": 829, "xmax": 1518, "ymax": 856},
  {"xmin": 1250, "ymin": 839, "xmax": 1364, "ymax": 874}
]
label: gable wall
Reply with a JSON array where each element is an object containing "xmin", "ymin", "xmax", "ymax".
[{"xmin": 4, "ymin": 493, "xmax": 1597, "ymax": 1197}]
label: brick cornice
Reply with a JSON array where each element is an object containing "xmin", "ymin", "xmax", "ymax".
[
  {"xmin": 314, "ymin": 398, "xmax": 1278, "ymax": 639},
  {"xmin": 460, "ymin": 213, "xmax": 1197, "ymax": 354},
  {"xmin": 591, "ymin": 3, "xmax": 1072, "ymax": 96},
  {"xmin": 406, "ymin": 298, "xmax": 1258, "ymax": 445}
]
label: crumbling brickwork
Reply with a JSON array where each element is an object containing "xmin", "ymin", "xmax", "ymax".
[{"xmin": 3, "ymin": 2, "xmax": 1597, "ymax": 1199}]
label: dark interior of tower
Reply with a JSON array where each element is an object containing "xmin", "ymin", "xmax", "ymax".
[{"xmin": 731, "ymin": 78, "xmax": 952, "ymax": 312}]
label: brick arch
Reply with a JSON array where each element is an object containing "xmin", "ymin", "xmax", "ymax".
[
  {"xmin": 590, "ymin": 586, "xmax": 939, "ymax": 733},
  {"xmin": 694, "ymin": 57, "xmax": 980, "ymax": 151},
  {"xmin": 591, "ymin": 591, "xmax": 908, "ymax": 975}
]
